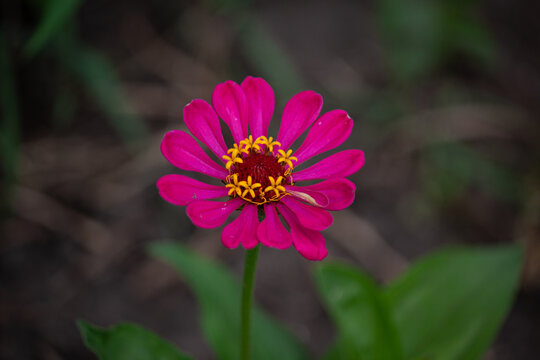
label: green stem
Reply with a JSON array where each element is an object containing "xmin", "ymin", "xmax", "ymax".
[{"xmin": 241, "ymin": 243, "xmax": 261, "ymax": 360}]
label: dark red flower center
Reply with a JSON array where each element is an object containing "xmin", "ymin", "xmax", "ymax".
[{"xmin": 223, "ymin": 136, "xmax": 297, "ymax": 205}]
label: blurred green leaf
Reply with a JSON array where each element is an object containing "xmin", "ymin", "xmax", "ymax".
[
  {"xmin": 374, "ymin": 0, "xmax": 495, "ymax": 82},
  {"xmin": 422, "ymin": 143, "xmax": 523, "ymax": 204},
  {"xmin": 0, "ymin": 35, "xmax": 20, "ymax": 209},
  {"xmin": 441, "ymin": 2, "xmax": 495, "ymax": 66},
  {"xmin": 238, "ymin": 18, "xmax": 304, "ymax": 102},
  {"xmin": 375, "ymin": 0, "xmax": 441, "ymax": 81},
  {"xmin": 315, "ymin": 263, "xmax": 403, "ymax": 360},
  {"xmin": 386, "ymin": 244, "xmax": 523, "ymax": 360},
  {"xmin": 55, "ymin": 35, "xmax": 147, "ymax": 142},
  {"xmin": 203, "ymin": 0, "xmax": 252, "ymax": 13},
  {"xmin": 52, "ymin": 77, "xmax": 77, "ymax": 128},
  {"xmin": 149, "ymin": 242, "xmax": 310, "ymax": 360},
  {"xmin": 25, "ymin": 0, "xmax": 83, "ymax": 57},
  {"xmin": 77, "ymin": 320, "xmax": 193, "ymax": 360}
]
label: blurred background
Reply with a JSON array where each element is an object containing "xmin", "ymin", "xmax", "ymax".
[{"xmin": 1, "ymin": 0, "xmax": 539, "ymax": 359}]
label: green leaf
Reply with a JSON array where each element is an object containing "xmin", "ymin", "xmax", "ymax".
[
  {"xmin": 25, "ymin": 0, "xmax": 83, "ymax": 57},
  {"xmin": 315, "ymin": 263, "xmax": 403, "ymax": 360},
  {"xmin": 149, "ymin": 242, "xmax": 310, "ymax": 360},
  {"xmin": 77, "ymin": 320, "xmax": 193, "ymax": 360},
  {"xmin": 386, "ymin": 244, "xmax": 523, "ymax": 360}
]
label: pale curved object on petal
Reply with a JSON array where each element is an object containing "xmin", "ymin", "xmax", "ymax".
[
  {"xmin": 281, "ymin": 196, "xmax": 333, "ymax": 231},
  {"xmin": 296, "ymin": 178, "xmax": 356, "ymax": 211},
  {"xmin": 184, "ymin": 99, "xmax": 228, "ymax": 160},
  {"xmin": 157, "ymin": 175, "xmax": 229, "ymax": 206},
  {"xmin": 222, "ymin": 204, "xmax": 259, "ymax": 249},
  {"xmin": 284, "ymin": 185, "xmax": 329, "ymax": 208},
  {"xmin": 212, "ymin": 80, "xmax": 249, "ymax": 144},
  {"xmin": 161, "ymin": 130, "xmax": 228, "ymax": 180},
  {"xmin": 294, "ymin": 109, "xmax": 353, "ymax": 165},
  {"xmin": 257, "ymin": 203, "xmax": 292, "ymax": 249},
  {"xmin": 186, "ymin": 198, "xmax": 243, "ymax": 229},
  {"xmin": 241, "ymin": 76, "xmax": 274, "ymax": 139},
  {"xmin": 278, "ymin": 204, "xmax": 328, "ymax": 261},
  {"xmin": 277, "ymin": 90, "xmax": 323, "ymax": 151},
  {"xmin": 293, "ymin": 149, "xmax": 365, "ymax": 182}
]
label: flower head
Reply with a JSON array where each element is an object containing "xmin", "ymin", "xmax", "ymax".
[{"xmin": 158, "ymin": 77, "xmax": 365, "ymax": 260}]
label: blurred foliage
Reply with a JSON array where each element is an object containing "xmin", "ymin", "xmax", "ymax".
[
  {"xmin": 316, "ymin": 263, "xmax": 403, "ymax": 360},
  {"xmin": 386, "ymin": 245, "xmax": 522, "ymax": 360},
  {"xmin": 316, "ymin": 244, "xmax": 522, "ymax": 360},
  {"xmin": 21, "ymin": 0, "xmax": 146, "ymax": 140},
  {"xmin": 374, "ymin": 0, "xmax": 495, "ymax": 82},
  {"xmin": 0, "ymin": 35, "xmax": 20, "ymax": 209},
  {"xmin": 149, "ymin": 242, "xmax": 311, "ymax": 360},
  {"xmin": 238, "ymin": 18, "xmax": 304, "ymax": 102},
  {"xmin": 78, "ymin": 242, "xmax": 523, "ymax": 359},
  {"xmin": 78, "ymin": 321, "xmax": 193, "ymax": 360},
  {"xmin": 421, "ymin": 142, "xmax": 523, "ymax": 205},
  {"xmin": 55, "ymin": 33, "xmax": 147, "ymax": 142},
  {"xmin": 24, "ymin": 0, "xmax": 83, "ymax": 58},
  {"xmin": 1, "ymin": 0, "xmax": 147, "ymax": 209},
  {"xmin": 208, "ymin": 0, "xmax": 305, "ymax": 102}
]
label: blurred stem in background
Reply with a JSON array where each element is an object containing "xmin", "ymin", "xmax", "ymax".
[
  {"xmin": 1, "ymin": 0, "xmax": 148, "ymax": 210},
  {"xmin": 0, "ymin": 35, "xmax": 20, "ymax": 212}
]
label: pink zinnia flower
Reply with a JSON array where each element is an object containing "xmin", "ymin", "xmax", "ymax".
[{"xmin": 158, "ymin": 77, "xmax": 365, "ymax": 260}]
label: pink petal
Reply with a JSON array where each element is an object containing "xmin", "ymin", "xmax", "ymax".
[
  {"xmin": 186, "ymin": 198, "xmax": 244, "ymax": 229},
  {"xmin": 277, "ymin": 90, "xmax": 323, "ymax": 151},
  {"xmin": 257, "ymin": 204, "xmax": 292, "ymax": 249},
  {"xmin": 278, "ymin": 204, "xmax": 328, "ymax": 261},
  {"xmin": 293, "ymin": 110, "xmax": 353, "ymax": 164},
  {"xmin": 295, "ymin": 179, "xmax": 356, "ymax": 211},
  {"xmin": 184, "ymin": 99, "xmax": 228, "ymax": 160},
  {"xmin": 293, "ymin": 149, "xmax": 365, "ymax": 182},
  {"xmin": 212, "ymin": 80, "xmax": 249, "ymax": 144},
  {"xmin": 222, "ymin": 204, "xmax": 259, "ymax": 249},
  {"xmin": 241, "ymin": 76, "xmax": 274, "ymax": 139},
  {"xmin": 161, "ymin": 130, "xmax": 228, "ymax": 180},
  {"xmin": 280, "ymin": 196, "xmax": 333, "ymax": 231},
  {"xmin": 157, "ymin": 175, "xmax": 228, "ymax": 206},
  {"xmin": 284, "ymin": 185, "xmax": 329, "ymax": 208}
]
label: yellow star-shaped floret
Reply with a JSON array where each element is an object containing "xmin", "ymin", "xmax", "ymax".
[
  {"xmin": 238, "ymin": 175, "xmax": 262, "ymax": 199},
  {"xmin": 277, "ymin": 149, "xmax": 297, "ymax": 169},
  {"xmin": 222, "ymin": 154, "xmax": 243, "ymax": 170},
  {"xmin": 225, "ymin": 174, "xmax": 242, "ymax": 196},
  {"xmin": 239, "ymin": 135, "xmax": 261, "ymax": 153},
  {"xmin": 264, "ymin": 176, "xmax": 286, "ymax": 199},
  {"xmin": 255, "ymin": 136, "xmax": 281, "ymax": 153},
  {"xmin": 227, "ymin": 143, "xmax": 245, "ymax": 158}
]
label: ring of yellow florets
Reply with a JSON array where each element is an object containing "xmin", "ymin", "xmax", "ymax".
[{"xmin": 223, "ymin": 135, "xmax": 297, "ymax": 205}]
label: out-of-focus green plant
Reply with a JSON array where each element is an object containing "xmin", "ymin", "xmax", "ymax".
[
  {"xmin": 421, "ymin": 142, "xmax": 523, "ymax": 206},
  {"xmin": 22, "ymin": 0, "xmax": 147, "ymax": 140},
  {"xmin": 0, "ymin": 35, "xmax": 20, "ymax": 209},
  {"xmin": 24, "ymin": 0, "xmax": 83, "ymax": 58},
  {"xmin": 149, "ymin": 242, "xmax": 311, "ymax": 360},
  {"xmin": 79, "ymin": 242, "xmax": 522, "ymax": 360},
  {"xmin": 199, "ymin": 0, "xmax": 304, "ymax": 101},
  {"xmin": 78, "ymin": 321, "xmax": 193, "ymax": 360},
  {"xmin": 1, "ymin": 0, "xmax": 146, "ymax": 208},
  {"xmin": 54, "ymin": 33, "xmax": 147, "ymax": 142},
  {"xmin": 374, "ymin": 0, "xmax": 496, "ymax": 82},
  {"xmin": 317, "ymin": 244, "xmax": 522, "ymax": 360}
]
